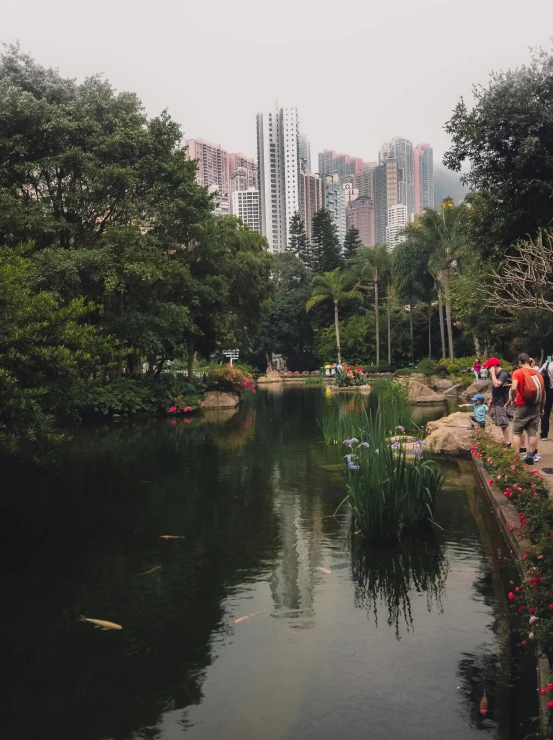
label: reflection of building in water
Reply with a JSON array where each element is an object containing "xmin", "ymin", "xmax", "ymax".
[{"xmin": 269, "ymin": 464, "xmax": 325, "ymax": 619}]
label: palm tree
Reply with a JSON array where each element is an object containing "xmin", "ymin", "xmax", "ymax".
[
  {"xmin": 305, "ymin": 268, "xmax": 362, "ymax": 363},
  {"xmin": 426, "ymin": 199, "xmax": 468, "ymax": 360}
]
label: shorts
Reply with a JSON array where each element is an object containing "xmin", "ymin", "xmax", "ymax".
[
  {"xmin": 512, "ymin": 404, "xmax": 540, "ymax": 437},
  {"xmin": 470, "ymin": 415, "xmax": 486, "ymax": 429},
  {"xmin": 493, "ymin": 405, "xmax": 512, "ymax": 429}
]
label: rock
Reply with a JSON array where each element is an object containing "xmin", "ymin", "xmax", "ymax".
[
  {"xmin": 463, "ymin": 379, "xmax": 492, "ymax": 401},
  {"xmin": 425, "ymin": 411, "xmax": 474, "ymax": 457},
  {"xmin": 408, "ymin": 379, "xmax": 446, "ymax": 404},
  {"xmin": 203, "ymin": 391, "xmax": 240, "ymax": 409},
  {"xmin": 433, "ymin": 378, "xmax": 454, "ymax": 391},
  {"xmin": 426, "ymin": 426, "xmax": 474, "ymax": 457},
  {"xmin": 443, "ymin": 384, "xmax": 461, "ymax": 396},
  {"xmin": 257, "ymin": 371, "xmax": 283, "ymax": 384}
]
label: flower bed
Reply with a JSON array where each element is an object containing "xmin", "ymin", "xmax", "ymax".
[{"xmin": 471, "ymin": 432, "xmax": 553, "ymax": 729}]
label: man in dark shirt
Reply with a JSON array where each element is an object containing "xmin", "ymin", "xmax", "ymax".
[{"xmin": 484, "ymin": 357, "xmax": 511, "ymax": 446}]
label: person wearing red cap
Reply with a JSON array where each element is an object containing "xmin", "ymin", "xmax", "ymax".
[{"xmin": 484, "ymin": 358, "xmax": 512, "ymax": 446}]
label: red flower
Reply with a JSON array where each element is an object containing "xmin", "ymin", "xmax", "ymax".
[
  {"xmin": 548, "ymin": 684, "xmax": 553, "ymax": 692},
  {"xmin": 487, "ymin": 479, "xmax": 493, "ymax": 486},
  {"xmin": 541, "ymin": 689, "xmax": 547, "ymax": 695},
  {"xmin": 521, "ymin": 640, "xmax": 527, "ymax": 645},
  {"xmin": 518, "ymin": 605, "xmax": 525, "ymax": 611},
  {"xmin": 529, "ymin": 607, "xmax": 535, "ymax": 614},
  {"xmin": 549, "ymin": 604, "xmax": 553, "ymax": 611},
  {"xmin": 548, "ymin": 701, "xmax": 553, "ymax": 710},
  {"xmin": 508, "ymin": 592, "xmax": 516, "ymax": 600},
  {"xmin": 509, "ymin": 525, "xmax": 514, "ymax": 532}
]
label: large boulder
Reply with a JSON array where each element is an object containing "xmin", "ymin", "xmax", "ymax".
[
  {"xmin": 257, "ymin": 371, "xmax": 283, "ymax": 384},
  {"xmin": 425, "ymin": 411, "xmax": 474, "ymax": 457},
  {"xmin": 443, "ymin": 384, "xmax": 462, "ymax": 396},
  {"xmin": 432, "ymin": 378, "xmax": 455, "ymax": 391},
  {"xmin": 203, "ymin": 391, "xmax": 241, "ymax": 409},
  {"xmin": 463, "ymin": 379, "xmax": 492, "ymax": 401},
  {"xmin": 408, "ymin": 379, "xmax": 446, "ymax": 404}
]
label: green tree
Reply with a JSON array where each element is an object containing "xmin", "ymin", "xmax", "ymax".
[
  {"xmin": 310, "ymin": 209, "xmax": 343, "ymax": 273},
  {"xmin": 0, "ymin": 247, "xmax": 117, "ymax": 461},
  {"xmin": 444, "ymin": 45, "xmax": 553, "ymax": 255},
  {"xmin": 343, "ymin": 226, "xmax": 363, "ymax": 260},
  {"xmin": 287, "ymin": 211, "xmax": 309, "ymax": 261},
  {"xmin": 306, "ymin": 268, "xmax": 362, "ymax": 364}
]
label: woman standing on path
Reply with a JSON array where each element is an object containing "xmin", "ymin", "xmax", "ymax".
[{"xmin": 473, "ymin": 358, "xmax": 482, "ymax": 382}]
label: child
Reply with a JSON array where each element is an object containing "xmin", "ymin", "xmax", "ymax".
[{"xmin": 460, "ymin": 393, "xmax": 489, "ymax": 431}]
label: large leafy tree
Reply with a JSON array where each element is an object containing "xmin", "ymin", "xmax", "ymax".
[
  {"xmin": 0, "ymin": 247, "xmax": 116, "ymax": 461},
  {"xmin": 310, "ymin": 209, "xmax": 342, "ymax": 273},
  {"xmin": 306, "ymin": 268, "xmax": 362, "ymax": 364},
  {"xmin": 444, "ymin": 45, "xmax": 553, "ymax": 256}
]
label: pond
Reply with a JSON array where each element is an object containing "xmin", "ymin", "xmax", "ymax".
[{"xmin": 0, "ymin": 386, "xmax": 538, "ymax": 740}]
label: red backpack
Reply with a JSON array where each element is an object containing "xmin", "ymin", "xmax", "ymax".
[{"xmin": 518, "ymin": 368, "xmax": 544, "ymax": 405}]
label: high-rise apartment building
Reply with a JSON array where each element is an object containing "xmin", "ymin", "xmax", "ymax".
[
  {"xmin": 186, "ymin": 138, "xmax": 230, "ymax": 208},
  {"xmin": 232, "ymin": 188, "xmax": 261, "ymax": 233},
  {"xmin": 414, "ymin": 144, "xmax": 434, "ymax": 214},
  {"xmin": 257, "ymin": 106, "xmax": 301, "ymax": 253},
  {"xmin": 347, "ymin": 196, "xmax": 375, "ymax": 247},
  {"xmin": 386, "ymin": 204, "xmax": 408, "ymax": 251},
  {"xmin": 390, "ymin": 137, "xmax": 415, "ymax": 218},
  {"xmin": 299, "ymin": 133, "xmax": 311, "ymax": 173},
  {"xmin": 299, "ymin": 171, "xmax": 322, "ymax": 242},
  {"xmin": 229, "ymin": 153, "xmax": 257, "ymax": 214},
  {"xmin": 342, "ymin": 182, "xmax": 359, "ymax": 207},
  {"xmin": 323, "ymin": 174, "xmax": 347, "ymax": 246},
  {"xmin": 354, "ymin": 162, "xmax": 376, "ymax": 199},
  {"xmin": 374, "ymin": 163, "xmax": 387, "ymax": 245},
  {"xmin": 318, "ymin": 150, "xmax": 363, "ymax": 178}
]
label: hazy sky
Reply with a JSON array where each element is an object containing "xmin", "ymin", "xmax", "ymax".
[{"xmin": 3, "ymin": 1, "xmax": 553, "ymax": 166}]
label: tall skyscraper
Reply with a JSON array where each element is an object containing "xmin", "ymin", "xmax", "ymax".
[
  {"xmin": 414, "ymin": 144, "xmax": 434, "ymax": 214},
  {"xmin": 323, "ymin": 174, "xmax": 347, "ymax": 246},
  {"xmin": 186, "ymin": 138, "xmax": 230, "ymax": 208},
  {"xmin": 374, "ymin": 163, "xmax": 387, "ymax": 245},
  {"xmin": 257, "ymin": 106, "xmax": 300, "ymax": 253},
  {"xmin": 229, "ymin": 153, "xmax": 257, "ymax": 214},
  {"xmin": 299, "ymin": 171, "xmax": 322, "ymax": 242},
  {"xmin": 354, "ymin": 162, "xmax": 376, "ymax": 199},
  {"xmin": 318, "ymin": 150, "xmax": 363, "ymax": 178},
  {"xmin": 232, "ymin": 189, "xmax": 261, "ymax": 233},
  {"xmin": 347, "ymin": 196, "xmax": 375, "ymax": 247},
  {"xmin": 390, "ymin": 137, "xmax": 415, "ymax": 218},
  {"xmin": 299, "ymin": 133, "xmax": 311, "ymax": 173},
  {"xmin": 386, "ymin": 204, "xmax": 408, "ymax": 251}
]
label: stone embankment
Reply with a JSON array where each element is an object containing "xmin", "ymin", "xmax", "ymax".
[{"xmin": 400, "ymin": 373, "xmax": 461, "ymax": 405}]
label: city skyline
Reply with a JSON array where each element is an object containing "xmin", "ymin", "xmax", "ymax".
[{"xmin": 4, "ymin": 2, "xmax": 550, "ymax": 178}]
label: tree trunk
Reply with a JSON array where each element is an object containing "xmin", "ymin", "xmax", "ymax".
[
  {"xmin": 374, "ymin": 277, "xmax": 380, "ymax": 366},
  {"xmin": 437, "ymin": 288, "xmax": 446, "ymax": 360},
  {"xmin": 409, "ymin": 297, "xmax": 414, "ymax": 362},
  {"xmin": 265, "ymin": 353, "xmax": 273, "ymax": 373},
  {"xmin": 443, "ymin": 267, "xmax": 454, "ymax": 360},
  {"xmin": 428, "ymin": 303, "xmax": 432, "ymax": 358},
  {"xmin": 473, "ymin": 336, "xmax": 482, "ymax": 358},
  {"xmin": 187, "ymin": 338, "xmax": 195, "ymax": 379},
  {"xmin": 334, "ymin": 300, "xmax": 341, "ymax": 364},
  {"xmin": 387, "ymin": 289, "xmax": 391, "ymax": 365}
]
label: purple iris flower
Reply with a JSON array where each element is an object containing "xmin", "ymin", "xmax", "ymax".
[
  {"xmin": 391, "ymin": 441, "xmax": 399, "ymax": 449},
  {"xmin": 396, "ymin": 425, "xmax": 405, "ymax": 432}
]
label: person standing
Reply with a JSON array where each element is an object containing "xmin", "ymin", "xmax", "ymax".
[
  {"xmin": 484, "ymin": 357, "xmax": 511, "ymax": 447},
  {"xmin": 539, "ymin": 358, "xmax": 553, "ymax": 440},
  {"xmin": 473, "ymin": 358, "xmax": 482, "ymax": 381},
  {"xmin": 510, "ymin": 353, "xmax": 546, "ymax": 464}
]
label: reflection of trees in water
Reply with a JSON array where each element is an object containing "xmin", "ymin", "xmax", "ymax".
[
  {"xmin": 456, "ymin": 650, "xmax": 503, "ymax": 732},
  {"xmin": 351, "ymin": 532, "xmax": 448, "ymax": 639}
]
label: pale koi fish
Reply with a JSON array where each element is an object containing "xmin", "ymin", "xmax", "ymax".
[
  {"xmin": 141, "ymin": 565, "xmax": 162, "ymax": 576},
  {"xmin": 235, "ymin": 612, "xmax": 260, "ymax": 624},
  {"xmin": 160, "ymin": 535, "xmax": 183, "ymax": 539},
  {"xmin": 315, "ymin": 567, "xmax": 331, "ymax": 574},
  {"xmin": 79, "ymin": 616, "xmax": 122, "ymax": 631}
]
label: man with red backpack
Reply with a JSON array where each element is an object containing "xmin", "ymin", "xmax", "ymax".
[{"xmin": 510, "ymin": 353, "xmax": 546, "ymax": 464}]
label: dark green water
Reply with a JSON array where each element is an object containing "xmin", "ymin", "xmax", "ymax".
[{"xmin": 0, "ymin": 387, "xmax": 537, "ymax": 739}]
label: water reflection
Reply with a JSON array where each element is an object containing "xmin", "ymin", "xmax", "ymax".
[{"xmin": 351, "ymin": 532, "xmax": 449, "ymax": 639}]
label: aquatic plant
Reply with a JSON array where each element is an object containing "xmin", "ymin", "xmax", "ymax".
[{"xmin": 338, "ymin": 412, "xmax": 444, "ymax": 539}]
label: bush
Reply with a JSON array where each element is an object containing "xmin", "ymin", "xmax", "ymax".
[
  {"xmin": 207, "ymin": 364, "xmax": 255, "ymax": 395},
  {"xmin": 417, "ymin": 358, "xmax": 437, "ymax": 376},
  {"xmin": 435, "ymin": 363, "xmax": 449, "ymax": 378},
  {"xmin": 447, "ymin": 363, "xmax": 460, "ymax": 374}
]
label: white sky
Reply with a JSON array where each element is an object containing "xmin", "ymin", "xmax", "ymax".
[{"xmin": 3, "ymin": 0, "xmax": 553, "ymax": 166}]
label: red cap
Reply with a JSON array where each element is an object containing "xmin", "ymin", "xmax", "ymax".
[{"xmin": 483, "ymin": 357, "xmax": 500, "ymax": 368}]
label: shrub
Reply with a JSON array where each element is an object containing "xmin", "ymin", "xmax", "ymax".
[
  {"xmin": 435, "ymin": 363, "xmax": 449, "ymax": 378},
  {"xmin": 447, "ymin": 363, "xmax": 460, "ymax": 374},
  {"xmin": 417, "ymin": 358, "xmax": 437, "ymax": 376},
  {"xmin": 208, "ymin": 364, "xmax": 256, "ymax": 395}
]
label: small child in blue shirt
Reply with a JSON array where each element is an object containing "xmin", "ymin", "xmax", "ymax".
[{"xmin": 460, "ymin": 393, "xmax": 489, "ymax": 430}]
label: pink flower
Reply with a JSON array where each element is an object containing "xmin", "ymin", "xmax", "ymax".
[
  {"xmin": 487, "ymin": 479, "xmax": 493, "ymax": 486},
  {"xmin": 169, "ymin": 405, "xmax": 177, "ymax": 413},
  {"xmin": 509, "ymin": 525, "xmax": 514, "ymax": 532},
  {"xmin": 508, "ymin": 592, "xmax": 516, "ymax": 600},
  {"xmin": 183, "ymin": 406, "xmax": 192, "ymax": 412},
  {"xmin": 511, "ymin": 465, "xmax": 516, "ymax": 471},
  {"xmin": 541, "ymin": 689, "xmax": 547, "ymax": 695},
  {"xmin": 529, "ymin": 615, "xmax": 537, "ymax": 624}
]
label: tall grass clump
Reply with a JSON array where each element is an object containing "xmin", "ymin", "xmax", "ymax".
[{"xmin": 339, "ymin": 411, "xmax": 444, "ymax": 540}]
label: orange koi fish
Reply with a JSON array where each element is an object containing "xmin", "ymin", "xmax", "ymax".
[
  {"xmin": 315, "ymin": 567, "xmax": 331, "ymax": 574},
  {"xmin": 79, "ymin": 616, "xmax": 122, "ymax": 631},
  {"xmin": 479, "ymin": 692, "xmax": 488, "ymax": 716}
]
